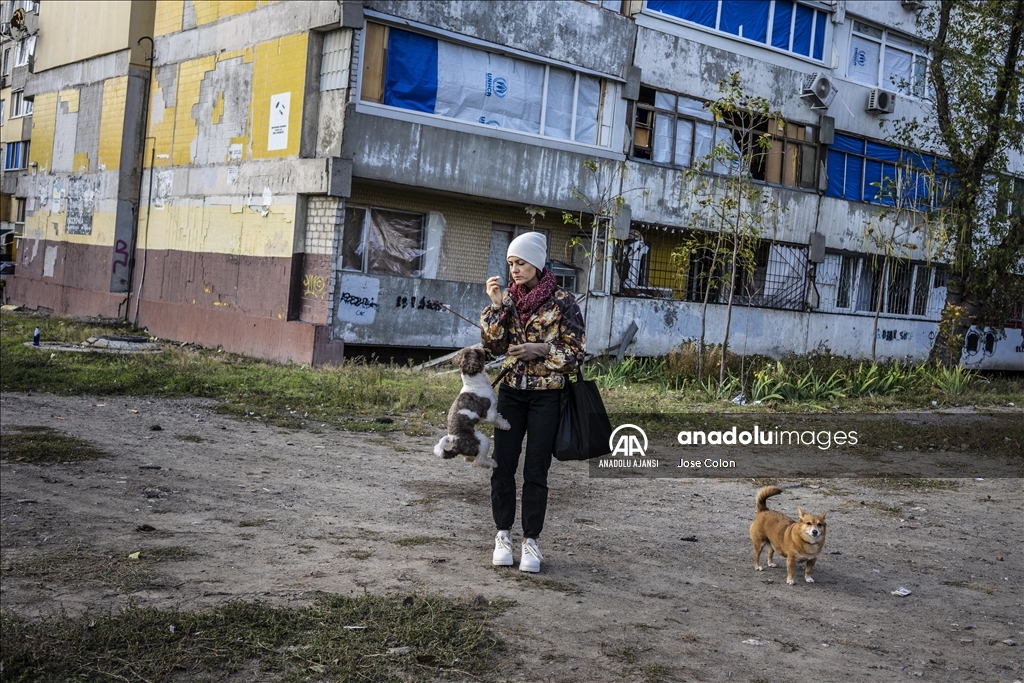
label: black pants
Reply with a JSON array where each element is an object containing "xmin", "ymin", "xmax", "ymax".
[{"xmin": 491, "ymin": 385, "xmax": 561, "ymax": 539}]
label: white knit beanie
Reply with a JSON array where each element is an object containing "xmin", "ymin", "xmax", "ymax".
[{"xmin": 507, "ymin": 232, "xmax": 547, "ymax": 271}]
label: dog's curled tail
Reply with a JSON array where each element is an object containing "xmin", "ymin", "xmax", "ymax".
[{"xmin": 755, "ymin": 485, "xmax": 784, "ymax": 512}]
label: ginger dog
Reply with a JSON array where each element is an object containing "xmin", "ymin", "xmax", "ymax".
[{"xmin": 749, "ymin": 485, "xmax": 827, "ymax": 585}]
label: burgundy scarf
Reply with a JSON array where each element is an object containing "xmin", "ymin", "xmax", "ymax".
[{"xmin": 509, "ymin": 267, "xmax": 557, "ymax": 325}]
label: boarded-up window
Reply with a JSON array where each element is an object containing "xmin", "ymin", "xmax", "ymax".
[{"xmin": 342, "ymin": 206, "xmax": 425, "ymax": 277}]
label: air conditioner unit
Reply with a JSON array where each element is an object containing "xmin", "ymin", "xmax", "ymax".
[
  {"xmin": 866, "ymin": 88, "xmax": 897, "ymax": 114},
  {"xmin": 800, "ymin": 72, "xmax": 837, "ymax": 110}
]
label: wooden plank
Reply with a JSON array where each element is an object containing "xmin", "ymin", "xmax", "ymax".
[{"xmin": 361, "ymin": 22, "xmax": 387, "ymax": 103}]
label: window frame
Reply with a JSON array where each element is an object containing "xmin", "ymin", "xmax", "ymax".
[
  {"xmin": 817, "ymin": 252, "xmax": 943, "ymax": 319},
  {"xmin": 631, "ymin": 85, "xmax": 819, "ymax": 191},
  {"xmin": 357, "ymin": 17, "xmax": 620, "ymax": 150},
  {"xmin": 847, "ymin": 19, "xmax": 930, "ymax": 99},
  {"xmin": 4, "ymin": 140, "xmax": 30, "ymax": 170},
  {"xmin": 13, "ymin": 36, "xmax": 35, "ymax": 68},
  {"xmin": 825, "ymin": 133, "xmax": 951, "ymax": 209},
  {"xmin": 341, "ymin": 204, "xmax": 427, "ymax": 278},
  {"xmin": 643, "ymin": 0, "xmax": 832, "ymax": 64},
  {"xmin": 10, "ymin": 89, "xmax": 31, "ymax": 118}
]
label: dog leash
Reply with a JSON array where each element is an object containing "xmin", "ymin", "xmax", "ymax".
[{"xmin": 491, "ymin": 361, "xmax": 514, "ymax": 388}]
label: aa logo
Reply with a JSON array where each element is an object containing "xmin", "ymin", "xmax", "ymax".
[{"xmin": 609, "ymin": 424, "xmax": 648, "ymax": 458}]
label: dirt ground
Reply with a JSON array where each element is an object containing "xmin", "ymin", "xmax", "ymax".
[{"xmin": 1, "ymin": 391, "xmax": 1022, "ymax": 682}]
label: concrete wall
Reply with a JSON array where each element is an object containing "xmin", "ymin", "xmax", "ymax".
[
  {"xmin": 117, "ymin": 0, "xmax": 348, "ymax": 363},
  {"xmin": 364, "ymin": 0, "xmax": 637, "ymax": 77},
  {"xmin": 607, "ymin": 295, "xmax": 941, "ymax": 362},
  {"xmin": 34, "ymin": 0, "xmax": 155, "ymax": 73},
  {"xmin": 6, "ymin": 56, "xmax": 150, "ymax": 318}
]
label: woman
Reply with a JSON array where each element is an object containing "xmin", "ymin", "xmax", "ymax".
[{"xmin": 480, "ymin": 231, "xmax": 585, "ymax": 573}]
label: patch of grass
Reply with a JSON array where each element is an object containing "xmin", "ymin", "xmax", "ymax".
[
  {"xmin": 174, "ymin": 433, "xmax": 206, "ymax": 443},
  {"xmin": 5, "ymin": 312, "xmax": 1023, "ymax": 422},
  {"xmin": 344, "ymin": 549, "xmax": 373, "ymax": 560},
  {"xmin": 602, "ymin": 644, "xmax": 641, "ymax": 664},
  {"xmin": 861, "ymin": 477, "xmax": 961, "ymax": 491},
  {"xmin": 638, "ymin": 664, "xmax": 678, "ymax": 683},
  {"xmin": 392, "ymin": 536, "xmax": 449, "ymax": 548},
  {"xmin": 855, "ymin": 500, "xmax": 903, "ymax": 516},
  {"xmin": 237, "ymin": 519, "xmax": 268, "ymax": 528},
  {"xmin": 0, "ymin": 593, "xmax": 508, "ymax": 682},
  {"xmin": 493, "ymin": 569, "xmax": 582, "ymax": 595},
  {"xmin": 0, "ymin": 426, "xmax": 110, "ymax": 464},
  {"xmin": 1, "ymin": 545, "xmax": 195, "ymax": 593}
]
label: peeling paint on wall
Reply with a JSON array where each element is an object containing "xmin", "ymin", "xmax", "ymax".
[
  {"xmin": 190, "ymin": 57, "xmax": 253, "ymax": 165},
  {"xmin": 43, "ymin": 246, "xmax": 58, "ymax": 277},
  {"xmin": 65, "ymin": 176, "xmax": 97, "ymax": 235}
]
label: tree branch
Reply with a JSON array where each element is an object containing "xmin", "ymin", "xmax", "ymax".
[
  {"xmin": 976, "ymin": 0, "xmax": 1024, "ymax": 170},
  {"xmin": 928, "ymin": 0, "xmax": 962, "ymax": 164}
]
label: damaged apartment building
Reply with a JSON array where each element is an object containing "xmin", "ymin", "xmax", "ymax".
[{"xmin": 3, "ymin": 0, "xmax": 1022, "ymax": 369}]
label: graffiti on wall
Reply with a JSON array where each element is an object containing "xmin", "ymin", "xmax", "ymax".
[
  {"xmin": 876, "ymin": 328, "xmax": 913, "ymax": 342},
  {"xmin": 112, "ymin": 239, "xmax": 130, "ymax": 274},
  {"xmin": 65, "ymin": 176, "xmax": 96, "ymax": 235},
  {"xmin": 303, "ymin": 273, "xmax": 327, "ymax": 299},
  {"xmin": 337, "ymin": 274, "xmax": 380, "ymax": 325},
  {"xmin": 394, "ymin": 295, "xmax": 443, "ymax": 311}
]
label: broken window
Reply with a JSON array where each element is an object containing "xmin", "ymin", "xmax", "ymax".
[
  {"xmin": 360, "ymin": 22, "xmax": 614, "ymax": 146},
  {"xmin": 342, "ymin": 206, "xmax": 426, "ymax": 277},
  {"xmin": 632, "ymin": 86, "xmax": 817, "ymax": 189},
  {"xmin": 632, "ymin": 87, "xmax": 717, "ymax": 168}
]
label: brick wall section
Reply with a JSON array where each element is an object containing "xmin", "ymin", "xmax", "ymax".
[
  {"xmin": 299, "ymin": 196, "xmax": 342, "ymax": 325},
  {"xmin": 347, "ymin": 182, "xmax": 579, "ymax": 288}
]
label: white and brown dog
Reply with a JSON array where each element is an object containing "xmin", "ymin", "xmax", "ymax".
[{"xmin": 433, "ymin": 347, "xmax": 510, "ymax": 468}]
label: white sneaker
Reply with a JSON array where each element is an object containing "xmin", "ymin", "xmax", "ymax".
[
  {"xmin": 492, "ymin": 530, "xmax": 513, "ymax": 566},
  {"xmin": 519, "ymin": 538, "xmax": 542, "ymax": 573}
]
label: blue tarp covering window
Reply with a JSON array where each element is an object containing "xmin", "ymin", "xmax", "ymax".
[
  {"xmin": 827, "ymin": 133, "xmax": 951, "ymax": 207},
  {"xmin": 866, "ymin": 141, "xmax": 900, "ymax": 162},
  {"xmin": 826, "ymin": 150, "xmax": 846, "ymax": 198},
  {"xmin": 864, "ymin": 160, "xmax": 896, "ymax": 205},
  {"xmin": 792, "ymin": 4, "xmax": 814, "ymax": 56},
  {"xmin": 831, "ymin": 133, "xmax": 864, "ymax": 154},
  {"xmin": 648, "ymin": 0, "xmax": 828, "ymax": 62},
  {"xmin": 813, "ymin": 11, "xmax": 827, "ymax": 60},
  {"xmin": 771, "ymin": 0, "xmax": 793, "ymax": 49},
  {"xmin": 844, "ymin": 156, "xmax": 864, "ymax": 202},
  {"xmin": 384, "ymin": 28, "xmax": 438, "ymax": 113},
  {"xmin": 721, "ymin": 1, "xmax": 769, "ymax": 43},
  {"xmin": 648, "ymin": 0, "xmax": 717, "ymax": 27}
]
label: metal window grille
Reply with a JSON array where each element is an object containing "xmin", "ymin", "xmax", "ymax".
[
  {"xmin": 613, "ymin": 226, "xmax": 808, "ymax": 310},
  {"xmin": 815, "ymin": 253, "xmax": 946, "ymax": 319}
]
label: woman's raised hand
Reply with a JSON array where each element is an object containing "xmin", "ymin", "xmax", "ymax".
[{"xmin": 486, "ymin": 276, "xmax": 503, "ymax": 307}]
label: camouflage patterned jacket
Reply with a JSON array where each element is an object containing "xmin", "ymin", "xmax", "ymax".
[{"xmin": 480, "ymin": 288, "xmax": 586, "ymax": 391}]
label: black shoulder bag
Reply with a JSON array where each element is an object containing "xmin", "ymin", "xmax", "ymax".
[{"xmin": 554, "ymin": 368, "xmax": 613, "ymax": 461}]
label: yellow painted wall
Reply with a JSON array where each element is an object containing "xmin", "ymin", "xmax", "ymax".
[
  {"xmin": 35, "ymin": 2, "xmax": 131, "ymax": 72},
  {"xmin": 250, "ymin": 33, "xmax": 307, "ymax": 159},
  {"xmin": 28, "ymin": 92, "xmax": 57, "ymax": 171},
  {"xmin": 194, "ymin": 0, "xmax": 261, "ymax": 26},
  {"xmin": 170, "ymin": 56, "xmax": 215, "ymax": 166},
  {"xmin": 23, "ymin": 211, "xmax": 118, "ymax": 247},
  {"xmin": 142, "ymin": 201, "xmax": 296, "ymax": 257},
  {"xmin": 141, "ymin": 30, "xmax": 308, "ymax": 260},
  {"xmin": 154, "ymin": 0, "xmax": 267, "ymax": 36},
  {"xmin": 154, "ymin": 0, "xmax": 184, "ymax": 37},
  {"xmin": 149, "ymin": 30, "xmax": 306, "ymax": 167},
  {"xmin": 98, "ymin": 77, "xmax": 128, "ymax": 170}
]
